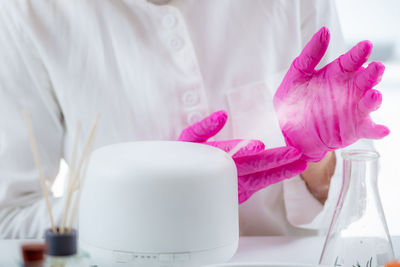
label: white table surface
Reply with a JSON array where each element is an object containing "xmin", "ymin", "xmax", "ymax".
[{"xmin": 1, "ymin": 236, "xmax": 399, "ymax": 266}]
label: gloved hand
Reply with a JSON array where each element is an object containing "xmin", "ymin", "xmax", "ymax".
[
  {"xmin": 178, "ymin": 110, "xmax": 307, "ymax": 203},
  {"xmin": 274, "ymin": 27, "xmax": 389, "ymax": 162}
]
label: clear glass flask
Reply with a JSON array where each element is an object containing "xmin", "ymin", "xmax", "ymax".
[{"xmin": 319, "ymin": 150, "xmax": 394, "ymax": 267}]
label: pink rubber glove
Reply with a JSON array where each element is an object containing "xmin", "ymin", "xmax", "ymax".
[
  {"xmin": 178, "ymin": 110, "xmax": 307, "ymax": 203},
  {"xmin": 274, "ymin": 27, "xmax": 389, "ymax": 162}
]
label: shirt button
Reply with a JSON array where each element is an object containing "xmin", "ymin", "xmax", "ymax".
[
  {"xmin": 162, "ymin": 14, "xmax": 177, "ymax": 29},
  {"xmin": 169, "ymin": 35, "xmax": 184, "ymax": 51},
  {"xmin": 182, "ymin": 90, "xmax": 199, "ymax": 106},
  {"xmin": 187, "ymin": 112, "xmax": 203, "ymax": 125}
]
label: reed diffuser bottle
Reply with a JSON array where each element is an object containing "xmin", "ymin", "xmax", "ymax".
[
  {"xmin": 44, "ymin": 228, "xmax": 90, "ymax": 267},
  {"xmin": 319, "ymin": 150, "xmax": 394, "ymax": 267}
]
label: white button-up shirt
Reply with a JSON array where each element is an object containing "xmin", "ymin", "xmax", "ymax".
[{"xmin": 0, "ymin": 0, "xmax": 346, "ymax": 238}]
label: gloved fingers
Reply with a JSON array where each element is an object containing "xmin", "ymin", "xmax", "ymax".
[
  {"xmin": 292, "ymin": 27, "xmax": 330, "ymax": 75},
  {"xmin": 178, "ymin": 110, "xmax": 227, "ymax": 142},
  {"xmin": 355, "ymin": 62, "xmax": 385, "ymax": 90},
  {"xmin": 359, "ymin": 119, "xmax": 390, "ymax": 139},
  {"xmin": 238, "ymin": 189, "xmax": 254, "ymax": 204},
  {"xmin": 337, "ymin": 41, "xmax": 372, "ymax": 73},
  {"xmin": 358, "ymin": 89, "xmax": 382, "ymax": 116},
  {"xmin": 205, "ymin": 139, "xmax": 265, "ymax": 157},
  {"xmin": 234, "ymin": 146, "xmax": 301, "ymax": 176},
  {"xmin": 239, "ymin": 159, "xmax": 307, "ymax": 192}
]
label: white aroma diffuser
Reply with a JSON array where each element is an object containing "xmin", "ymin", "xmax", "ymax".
[{"xmin": 79, "ymin": 141, "xmax": 239, "ymax": 266}]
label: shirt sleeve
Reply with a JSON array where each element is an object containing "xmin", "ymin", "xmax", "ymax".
[
  {"xmin": 282, "ymin": 0, "xmax": 349, "ymax": 230},
  {"xmin": 0, "ymin": 2, "xmax": 65, "ymax": 238}
]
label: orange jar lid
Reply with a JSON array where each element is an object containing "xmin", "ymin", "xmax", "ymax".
[{"xmin": 385, "ymin": 260, "xmax": 400, "ymax": 267}]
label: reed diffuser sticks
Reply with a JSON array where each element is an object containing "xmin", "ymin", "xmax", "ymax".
[
  {"xmin": 23, "ymin": 110, "xmax": 57, "ymax": 233},
  {"xmin": 59, "ymin": 122, "xmax": 82, "ymax": 234},
  {"xmin": 60, "ymin": 114, "xmax": 99, "ymax": 234},
  {"xmin": 24, "ymin": 110, "xmax": 100, "ymax": 234}
]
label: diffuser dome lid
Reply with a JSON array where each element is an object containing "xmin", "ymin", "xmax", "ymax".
[
  {"xmin": 88, "ymin": 141, "xmax": 234, "ymax": 182},
  {"xmin": 80, "ymin": 141, "xmax": 239, "ymax": 253}
]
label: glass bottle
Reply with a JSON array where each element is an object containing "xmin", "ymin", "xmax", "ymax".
[
  {"xmin": 44, "ymin": 228, "xmax": 90, "ymax": 267},
  {"xmin": 319, "ymin": 150, "xmax": 394, "ymax": 267}
]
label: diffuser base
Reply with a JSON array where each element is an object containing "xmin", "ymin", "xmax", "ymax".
[{"xmin": 80, "ymin": 239, "xmax": 238, "ymax": 267}]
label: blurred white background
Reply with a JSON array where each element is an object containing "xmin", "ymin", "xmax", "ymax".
[
  {"xmin": 337, "ymin": 0, "xmax": 400, "ymax": 235},
  {"xmin": 51, "ymin": 0, "xmax": 400, "ymax": 235}
]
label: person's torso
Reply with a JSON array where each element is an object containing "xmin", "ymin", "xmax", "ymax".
[{"xmin": 12, "ymin": 0, "xmax": 311, "ymax": 235}]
